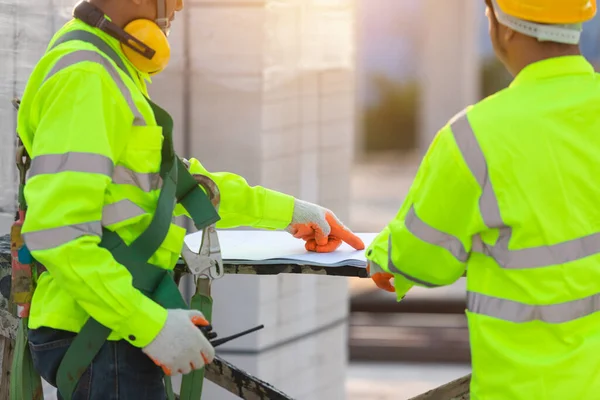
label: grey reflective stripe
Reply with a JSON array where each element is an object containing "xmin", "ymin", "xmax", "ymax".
[
  {"xmin": 467, "ymin": 291, "xmax": 600, "ymax": 324},
  {"xmin": 113, "ymin": 165, "xmax": 162, "ymax": 192},
  {"xmin": 405, "ymin": 206, "xmax": 468, "ymax": 263},
  {"xmin": 450, "ymin": 112, "xmax": 503, "ymax": 229},
  {"xmin": 102, "ymin": 200, "xmax": 146, "ymax": 226},
  {"xmin": 44, "ymin": 50, "xmax": 146, "ymax": 126},
  {"xmin": 23, "ymin": 222, "xmax": 102, "ymax": 251},
  {"xmin": 485, "ymin": 232, "xmax": 600, "ymax": 269},
  {"xmin": 387, "ymin": 235, "xmax": 441, "ymax": 288},
  {"xmin": 28, "ymin": 152, "xmax": 113, "ymax": 179},
  {"xmin": 172, "ymin": 215, "xmax": 190, "ymax": 229},
  {"xmin": 449, "ymin": 112, "xmax": 600, "ymax": 269}
]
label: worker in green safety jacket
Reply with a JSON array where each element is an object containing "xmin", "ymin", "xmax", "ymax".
[
  {"xmin": 366, "ymin": 0, "xmax": 600, "ymax": 399},
  {"xmin": 15, "ymin": 0, "xmax": 365, "ymax": 399}
]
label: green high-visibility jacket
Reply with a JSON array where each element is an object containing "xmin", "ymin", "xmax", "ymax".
[
  {"xmin": 17, "ymin": 19, "xmax": 295, "ymax": 349},
  {"xmin": 366, "ymin": 55, "xmax": 600, "ymax": 400}
]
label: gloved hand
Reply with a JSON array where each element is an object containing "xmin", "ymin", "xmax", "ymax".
[
  {"xmin": 367, "ymin": 260, "xmax": 395, "ymax": 293},
  {"xmin": 142, "ymin": 309, "xmax": 215, "ymax": 376},
  {"xmin": 285, "ymin": 199, "xmax": 365, "ymax": 253}
]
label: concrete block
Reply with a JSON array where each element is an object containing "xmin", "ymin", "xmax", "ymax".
[
  {"xmin": 320, "ymin": 119, "xmax": 354, "ymax": 149},
  {"xmin": 189, "ymin": 7, "xmax": 265, "ymax": 77},
  {"xmin": 189, "ymin": 75, "xmax": 262, "ymax": 184},
  {"xmin": 262, "ymin": 97, "xmax": 300, "ymax": 133},
  {"xmin": 300, "ymin": 122, "xmax": 320, "ymax": 151},
  {"xmin": 261, "ymin": 127, "xmax": 300, "ymax": 160},
  {"xmin": 321, "ymin": 69, "xmax": 355, "ymax": 95},
  {"xmin": 278, "ymin": 274, "xmax": 300, "ymax": 298},
  {"xmin": 260, "ymin": 155, "xmax": 300, "ymax": 189},
  {"xmin": 210, "ymin": 275, "xmax": 261, "ymax": 351},
  {"xmin": 321, "ymin": 92, "xmax": 355, "ymax": 123}
]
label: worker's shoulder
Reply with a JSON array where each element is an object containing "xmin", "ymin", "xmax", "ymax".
[
  {"xmin": 447, "ymin": 86, "xmax": 523, "ymax": 137},
  {"xmin": 36, "ymin": 24, "xmax": 129, "ymax": 87}
]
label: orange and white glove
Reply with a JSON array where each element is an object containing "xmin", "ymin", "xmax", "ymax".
[
  {"xmin": 366, "ymin": 260, "xmax": 395, "ymax": 293},
  {"xmin": 142, "ymin": 309, "xmax": 215, "ymax": 376},
  {"xmin": 286, "ymin": 199, "xmax": 365, "ymax": 253}
]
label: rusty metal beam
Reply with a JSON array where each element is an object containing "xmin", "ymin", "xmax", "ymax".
[{"xmin": 408, "ymin": 374, "xmax": 471, "ymax": 400}]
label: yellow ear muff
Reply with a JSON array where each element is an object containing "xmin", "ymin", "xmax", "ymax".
[{"xmin": 121, "ymin": 19, "xmax": 171, "ymax": 75}]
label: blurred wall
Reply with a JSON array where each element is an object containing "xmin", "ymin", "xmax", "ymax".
[{"xmin": 417, "ymin": 0, "xmax": 480, "ymax": 154}]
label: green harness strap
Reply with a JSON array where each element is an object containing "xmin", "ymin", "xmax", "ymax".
[{"xmin": 32, "ymin": 30, "xmax": 221, "ymax": 400}]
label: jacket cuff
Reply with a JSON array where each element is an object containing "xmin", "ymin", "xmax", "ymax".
[
  {"xmin": 367, "ymin": 228, "xmax": 414, "ymax": 301},
  {"xmin": 393, "ymin": 276, "xmax": 414, "ymax": 302},
  {"xmin": 119, "ymin": 294, "xmax": 168, "ymax": 348},
  {"xmin": 366, "ymin": 229, "xmax": 391, "ymax": 272},
  {"xmin": 257, "ymin": 190, "xmax": 295, "ymax": 230}
]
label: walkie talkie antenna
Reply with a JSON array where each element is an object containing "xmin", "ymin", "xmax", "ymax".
[{"xmin": 210, "ymin": 325, "xmax": 265, "ymax": 348}]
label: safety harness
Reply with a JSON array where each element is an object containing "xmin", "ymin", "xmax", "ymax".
[{"xmin": 10, "ymin": 29, "xmax": 221, "ymax": 400}]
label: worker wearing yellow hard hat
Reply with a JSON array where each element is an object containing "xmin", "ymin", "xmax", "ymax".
[
  {"xmin": 366, "ymin": 0, "xmax": 600, "ymax": 399},
  {"xmin": 11, "ymin": 0, "xmax": 365, "ymax": 399}
]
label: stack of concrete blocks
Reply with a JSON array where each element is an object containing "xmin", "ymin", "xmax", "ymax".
[
  {"xmin": 0, "ymin": 0, "xmax": 71, "ymax": 232},
  {"xmin": 150, "ymin": 1, "xmax": 358, "ymax": 399},
  {"xmin": 417, "ymin": 0, "xmax": 481, "ymax": 153}
]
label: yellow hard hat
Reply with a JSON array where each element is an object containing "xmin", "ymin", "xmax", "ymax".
[{"xmin": 495, "ymin": 0, "xmax": 597, "ymax": 24}]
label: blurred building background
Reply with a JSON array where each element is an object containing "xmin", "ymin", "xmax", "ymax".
[{"xmin": 1, "ymin": 0, "xmax": 600, "ymax": 399}]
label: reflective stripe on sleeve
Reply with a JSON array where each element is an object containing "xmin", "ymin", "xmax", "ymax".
[
  {"xmin": 387, "ymin": 235, "xmax": 442, "ymax": 288},
  {"xmin": 27, "ymin": 153, "xmax": 161, "ymax": 193},
  {"xmin": 28, "ymin": 153, "xmax": 113, "ymax": 179},
  {"xmin": 112, "ymin": 165, "xmax": 162, "ymax": 192},
  {"xmin": 44, "ymin": 50, "xmax": 146, "ymax": 126},
  {"xmin": 405, "ymin": 206, "xmax": 469, "ymax": 263},
  {"xmin": 102, "ymin": 200, "xmax": 146, "ymax": 226},
  {"xmin": 22, "ymin": 222, "xmax": 102, "ymax": 251}
]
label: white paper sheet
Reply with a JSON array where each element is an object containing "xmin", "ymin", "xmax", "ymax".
[{"xmin": 183, "ymin": 230, "xmax": 378, "ymax": 268}]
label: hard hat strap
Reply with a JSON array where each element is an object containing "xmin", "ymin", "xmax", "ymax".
[
  {"xmin": 155, "ymin": 0, "xmax": 170, "ymax": 36},
  {"xmin": 492, "ymin": 0, "xmax": 582, "ymax": 45}
]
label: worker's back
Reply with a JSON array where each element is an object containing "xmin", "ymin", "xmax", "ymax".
[{"xmin": 464, "ymin": 55, "xmax": 600, "ymax": 400}]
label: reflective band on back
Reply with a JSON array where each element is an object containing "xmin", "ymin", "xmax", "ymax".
[
  {"xmin": 451, "ymin": 111, "xmax": 600, "ymax": 269},
  {"xmin": 486, "ymin": 231, "xmax": 600, "ymax": 269},
  {"xmin": 468, "ymin": 291, "xmax": 600, "ymax": 324},
  {"xmin": 102, "ymin": 200, "xmax": 146, "ymax": 226},
  {"xmin": 405, "ymin": 206, "xmax": 468, "ymax": 263},
  {"xmin": 113, "ymin": 165, "xmax": 162, "ymax": 192},
  {"xmin": 44, "ymin": 50, "xmax": 146, "ymax": 126},
  {"xmin": 450, "ymin": 113, "xmax": 504, "ymax": 229},
  {"xmin": 28, "ymin": 152, "xmax": 113, "ymax": 179},
  {"xmin": 387, "ymin": 235, "xmax": 441, "ymax": 288},
  {"xmin": 23, "ymin": 222, "xmax": 102, "ymax": 251}
]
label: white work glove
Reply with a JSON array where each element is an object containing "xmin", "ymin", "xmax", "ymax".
[
  {"xmin": 285, "ymin": 199, "xmax": 365, "ymax": 253},
  {"xmin": 142, "ymin": 309, "xmax": 215, "ymax": 376}
]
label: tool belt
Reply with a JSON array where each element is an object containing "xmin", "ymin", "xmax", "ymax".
[{"xmin": 10, "ymin": 29, "xmax": 221, "ymax": 400}]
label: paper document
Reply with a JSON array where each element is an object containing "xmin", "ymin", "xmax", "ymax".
[{"xmin": 184, "ymin": 230, "xmax": 378, "ymax": 268}]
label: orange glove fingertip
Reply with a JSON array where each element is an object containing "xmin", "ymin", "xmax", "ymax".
[{"xmin": 191, "ymin": 316, "xmax": 210, "ymax": 326}]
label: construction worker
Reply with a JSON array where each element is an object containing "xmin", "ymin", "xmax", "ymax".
[
  {"xmin": 366, "ymin": 1, "xmax": 600, "ymax": 399},
  {"xmin": 15, "ymin": 0, "xmax": 364, "ymax": 398}
]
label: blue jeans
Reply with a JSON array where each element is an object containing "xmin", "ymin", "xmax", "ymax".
[{"xmin": 28, "ymin": 326, "xmax": 167, "ymax": 400}]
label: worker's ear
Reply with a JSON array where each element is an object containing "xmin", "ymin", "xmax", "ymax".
[{"xmin": 503, "ymin": 26, "xmax": 516, "ymax": 43}]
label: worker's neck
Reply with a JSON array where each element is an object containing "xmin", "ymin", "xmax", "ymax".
[
  {"xmin": 88, "ymin": 0, "xmax": 129, "ymax": 28},
  {"xmin": 509, "ymin": 44, "xmax": 581, "ymax": 76}
]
